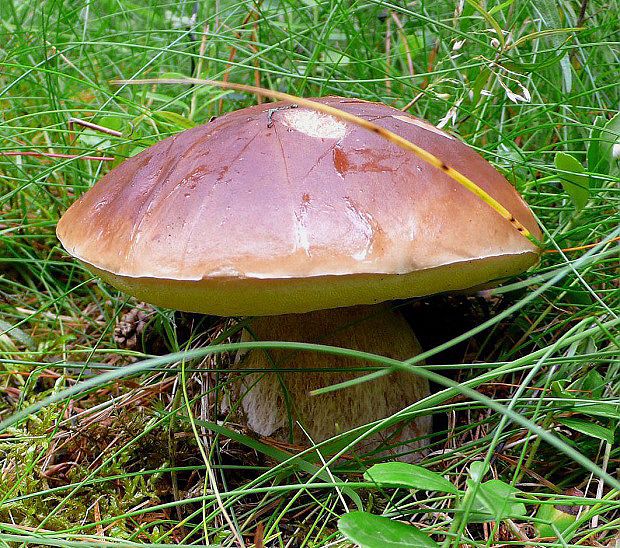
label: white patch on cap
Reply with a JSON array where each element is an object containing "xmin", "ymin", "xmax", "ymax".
[
  {"xmin": 344, "ymin": 198, "xmax": 375, "ymax": 261},
  {"xmin": 293, "ymin": 207, "xmax": 311, "ymax": 255},
  {"xmin": 392, "ymin": 115, "xmax": 455, "ymax": 140},
  {"xmin": 282, "ymin": 109, "xmax": 347, "ymax": 139}
]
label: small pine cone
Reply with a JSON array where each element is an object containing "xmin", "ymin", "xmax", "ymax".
[{"xmin": 114, "ymin": 303, "xmax": 154, "ymax": 349}]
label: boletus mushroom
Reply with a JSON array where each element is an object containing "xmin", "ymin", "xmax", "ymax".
[{"xmin": 57, "ymin": 97, "xmax": 542, "ymax": 459}]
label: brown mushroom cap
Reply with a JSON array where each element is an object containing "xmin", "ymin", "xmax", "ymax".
[{"xmin": 57, "ymin": 97, "xmax": 541, "ymax": 315}]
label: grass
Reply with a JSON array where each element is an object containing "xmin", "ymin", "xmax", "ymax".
[{"xmin": 1, "ymin": 0, "xmax": 619, "ymax": 546}]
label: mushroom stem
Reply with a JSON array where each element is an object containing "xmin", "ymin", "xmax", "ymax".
[{"xmin": 232, "ymin": 304, "xmax": 431, "ymax": 460}]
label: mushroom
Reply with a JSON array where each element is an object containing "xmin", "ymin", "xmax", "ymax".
[{"xmin": 57, "ymin": 97, "xmax": 542, "ymax": 459}]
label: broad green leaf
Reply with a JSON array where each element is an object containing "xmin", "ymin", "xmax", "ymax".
[
  {"xmin": 579, "ymin": 369, "xmax": 605, "ymax": 399},
  {"xmin": 338, "ymin": 511, "xmax": 440, "ymax": 548},
  {"xmin": 364, "ymin": 463, "xmax": 458, "ymax": 494},
  {"xmin": 153, "ymin": 110, "xmax": 196, "ymax": 130},
  {"xmin": 536, "ymin": 503, "xmax": 576, "ymax": 540},
  {"xmin": 599, "ymin": 113, "xmax": 620, "ymax": 176},
  {"xmin": 557, "ymin": 418, "xmax": 615, "ymax": 444},
  {"xmin": 470, "ymin": 67, "xmax": 491, "ymax": 108},
  {"xmin": 459, "ymin": 0, "xmax": 478, "ymax": 33},
  {"xmin": 554, "ymin": 152, "xmax": 589, "ymax": 210},
  {"xmin": 588, "ymin": 115, "xmax": 606, "ymax": 175},
  {"xmin": 565, "ymin": 288, "xmax": 593, "ymax": 306},
  {"xmin": 77, "ymin": 129, "xmax": 111, "ymax": 149},
  {"xmin": 551, "ymin": 379, "xmax": 574, "ymax": 399},
  {"xmin": 74, "ymin": 115, "xmax": 125, "ymax": 148},
  {"xmin": 465, "ymin": 480, "xmax": 527, "ymax": 523},
  {"xmin": 398, "ymin": 33, "xmax": 424, "ymax": 58},
  {"xmin": 97, "ymin": 115, "xmax": 125, "ymax": 133},
  {"xmin": 0, "ymin": 332, "xmax": 17, "ymax": 352},
  {"xmin": 572, "ymin": 403, "xmax": 620, "ymax": 420},
  {"xmin": 322, "ymin": 50, "xmax": 350, "ymax": 65},
  {"xmin": 469, "ymin": 460, "xmax": 487, "ymax": 482},
  {"xmin": 505, "ymin": 49, "xmax": 567, "ymax": 73},
  {"xmin": 0, "ymin": 319, "xmax": 35, "ymax": 351},
  {"xmin": 128, "ymin": 145, "xmax": 149, "ymax": 157},
  {"xmin": 512, "ymin": 28, "xmax": 582, "ymax": 49},
  {"xmin": 535, "ymin": 0, "xmax": 572, "ymax": 92},
  {"xmin": 145, "ymin": 92, "xmax": 190, "ymax": 110}
]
